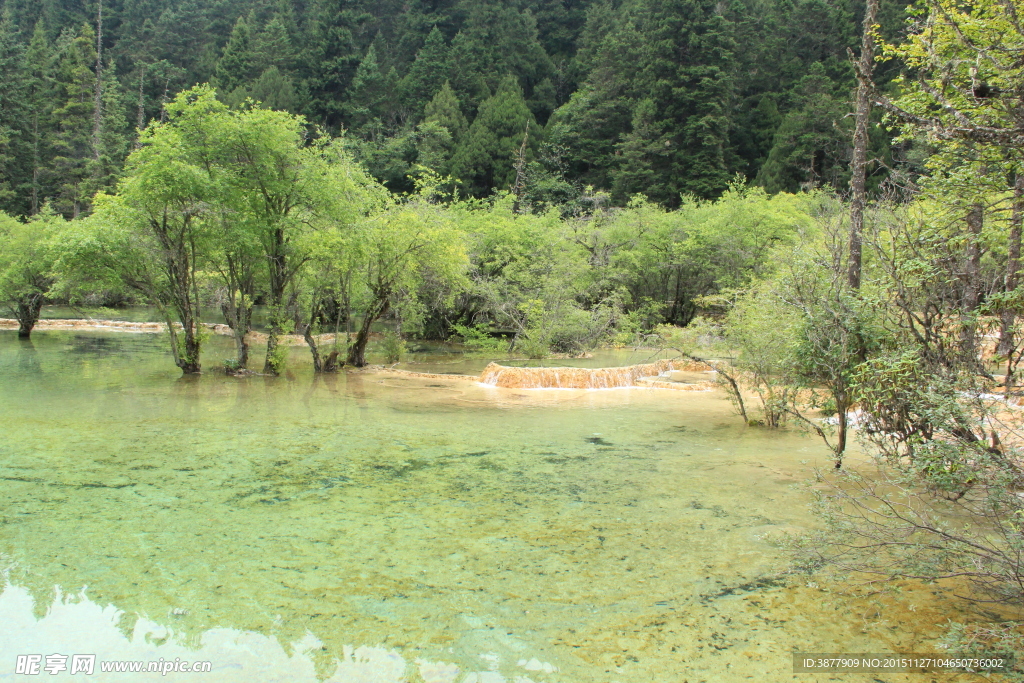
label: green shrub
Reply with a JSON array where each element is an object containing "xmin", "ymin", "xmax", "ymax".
[
  {"xmin": 381, "ymin": 330, "xmax": 407, "ymax": 363},
  {"xmin": 514, "ymin": 334, "xmax": 550, "ymax": 359},
  {"xmin": 452, "ymin": 323, "xmax": 506, "ymax": 353}
]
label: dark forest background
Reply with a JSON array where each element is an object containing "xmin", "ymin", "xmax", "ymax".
[{"xmin": 0, "ymin": 0, "xmax": 912, "ymax": 218}]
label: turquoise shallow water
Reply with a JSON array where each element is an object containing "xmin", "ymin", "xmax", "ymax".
[{"xmin": 0, "ymin": 330, "xmax": 953, "ymax": 682}]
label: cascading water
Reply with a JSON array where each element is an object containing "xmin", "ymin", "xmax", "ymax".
[{"xmin": 477, "ymin": 359, "xmax": 711, "ymax": 389}]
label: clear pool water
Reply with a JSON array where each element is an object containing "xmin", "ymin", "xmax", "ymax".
[{"xmin": 0, "ymin": 330, "xmax": 961, "ymax": 682}]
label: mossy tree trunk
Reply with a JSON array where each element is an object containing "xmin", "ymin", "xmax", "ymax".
[
  {"xmin": 220, "ymin": 252, "xmax": 257, "ymax": 369},
  {"xmin": 15, "ymin": 293, "xmax": 45, "ymax": 338},
  {"xmin": 346, "ymin": 294, "xmax": 390, "ymax": 367}
]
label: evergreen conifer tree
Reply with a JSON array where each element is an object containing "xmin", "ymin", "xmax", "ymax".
[
  {"xmin": 548, "ymin": 0, "xmax": 735, "ymax": 204},
  {"xmin": 450, "ymin": 74, "xmax": 541, "ymax": 196},
  {"xmin": 216, "ymin": 14, "xmax": 255, "ymax": 95},
  {"xmin": 94, "ymin": 67, "xmax": 129, "ymax": 193},
  {"xmin": 415, "ymin": 80, "xmax": 468, "ymax": 173},
  {"xmin": 252, "ymin": 14, "xmax": 296, "ymax": 75},
  {"xmin": 611, "ymin": 98, "xmax": 668, "ymax": 201},
  {"xmin": 423, "ymin": 80, "xmax": 467, "ymax": 139},
  {"xmin": 346, "ymin": 42, "xmax": 398, "ymax": 131},
  {"xmin": 755, "ymin": 63, "xmax": 850, "ymax": 192},
  {"xmin": 248, "ymin": 66, "xmax": 300, "ymax": 112},
  {"xmin": 50, "ymin": 24, "xmax": 97, "ymax": 217},
  {"xmin": 0, "ymin": 17, "xmax": 30, "ymax": 214},
  {"xmin": 446, "ymin": 4, "xmax": 553, "ymax": 112},
  {"xmin": 23, "ymin": 21, "xmax": 53, "ymax": 215},
  {"xmin": 630, "ymin": 0, "xmax": 735, "ymax": 201},
  {"xmin": 303, "ymin": 0, "xmax": 365, "ymax": 128},
  {"xmin": 400, "ymin": 26, "xmax": 448, "ymax": 116}
]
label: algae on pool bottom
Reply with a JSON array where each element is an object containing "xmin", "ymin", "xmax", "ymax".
[{"xmin": 0, "ymin": 331, "xmax": 969, "ymax": 682}]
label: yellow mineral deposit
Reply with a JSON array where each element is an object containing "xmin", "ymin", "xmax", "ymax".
[
  {"xmin": 0, "ymin": 318, "xmax": 343, "ymax": 346},
  {"xmin": 0, "ymin": 317, "xmax": 168, "ymax": 332},
  {"xmin": 477, "ymin": 359, "xmax": 713, "ymax": 389}
]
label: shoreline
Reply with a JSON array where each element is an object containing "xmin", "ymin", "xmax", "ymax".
[
  {"xmin": 1, "ymin": 318, "xmax": 719, "ymax": 390},
  {"xmin": 0, "ymin": 318, "xmax": 343, "ymax": 346}
]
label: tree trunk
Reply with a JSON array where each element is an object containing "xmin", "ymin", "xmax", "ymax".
[
  {"xmin": 346, "ymin": 297, "xmax": 390, "ymax": 367},
  {"xmin": 234, "ymin": 329, "xmax": 249, "ymax": 368},
  {"xmin": 263, "ymin": 229, "xmax": 288, "ymax": 375},
  {"xmin": 15, "ymin": 294, "xmax": 43, "ymax": 339},
  {"xmin": 965, "ymin": 204, "xmax": 983, "ymax": 311},
  {"xmin": 163, "ymin": 244, "xmax": 203, "ymax": 375},
  {"xmin": 179, "ymin": 327, "xmax": 202, "ymax": 374},
  {"xmin": 264, "ymin": 327, "xmax": 282, "ymax": 374},
  {"xmin": 848, "ymin": 0, "xmax": 879, "ymax": 290},
  {"xmin": 998, "ymin": 174, "xmax": 1023, "ymax": 356},
  {"xmin": 304, "ymin": 297, "xmax": 342, "ymax": 373},
  {"xmin": 160, "ymin": 78, "xmax": 170, "ymax": 122},
  {"xmin": 324, "ymin": 350, "xmax": 340, "ymax": 372},
  {"xmin": 511, "ymin": 127, "xmax": 529, "ymax": 214},
  {"xmin": 304, "ymin": 324, "xmax": 324, "ymax": 372},
  {"xmin": 221, "ymin": 260, "xmax": 254, "ymax": 370},
  {"xmin": 167, "ymin": 319, "xmax": 202, "ymax": 374},
  {"xmin": 93, "ymin": 0, "xmax": 103, "ymax": 164},
  {"xmin": 134, "ymin": 66, "xmax": 146, "ymax": 150},
  {"xmin": 835, "ymin": 404, "xmax": 848, "ymax": 469},
  {"xmin": 221, "ymin": 299, "xmax": 251, "ymax": 369},
  {"xmin": 962, "ymin": 203, "xmax": 983, "ymax": 363},
  {"xmin": 30, "ymin": 113, "xmax": 39, "ymax": 215}
]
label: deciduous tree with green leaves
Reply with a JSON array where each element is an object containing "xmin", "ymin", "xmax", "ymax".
[
  {"xmin": 345, "ymin": 181, "xmax": 468, "ymax": 367},
  {"xmin": 0, "ymin": 208, "xmax": 62, "ymax": 338},
  {"xmin": 214, "ymin": 100, "xmax": 379, "ymax": 374},
  {"xmin": 62, "ymin": 88, "xmax": 221, "ymax": 374}
]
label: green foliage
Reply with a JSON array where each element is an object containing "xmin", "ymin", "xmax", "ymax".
[
  {"xmin": 216, "ymin": 14, "xmax": 255, "ymax": 94},
  {"xmin": 445, "ymin": 2, "xmax": 554, "ymax": 112},
  {"xmin": 222, "ymin": 357, "xmax": 243, "ymax": 373},
  {"xmin": 344, "ymin": 181, "xmax": 469, "ymax": 366},
  {"xmin": 517, "ymin": 295, "xmax": 619, "ymax": 356},
  {"xmin": 415, "ymin": 120, "xmax": 456, "ymax": 176},
  {"xmin": 549, "ymin": 0, "xmax": 736, "ymax": 205},
  {"xmin": 224, "ymin": 66, "xmax": 300, "ymax": 113},
  {"xmin": 62, "ymin": 87, "xmax": 224, "ymax": 372},
  {"xmin": 401, "ymin": 27, "xmax": 449, "ymax": 115},
  {"xmin": 380, "ymin": 329, "xmax": 407, "ymax": 363},
  {"xmin": 611, "ymin": 98, "xmax": 667, "ymax": 202},
  {"xmin": 452, "ymin": 322, "xmax": 507, "ymax": 353},
  {"xmin": 414, "ymin": 82, "xmax": 469, "ymax": 176},
  {"xmin": 347, "ymin": 42, "xmax": 399, "ymax": 132},
  {"xmin": 0, "ymin": 208, "xmax": 62, "ymax": 333},
  {"xmin": 215, "ymin": 97, "xmax": 380, "ymax": 372},
  {"xmin": 450, "ymin": 75, "xmax": 541, "ymax": 197},
  {"xmin": 725, "ymin": 280, "xmax": 802, "ymax": 427},
  {"xmin": 0, "ymin": 18, "xmax": 28, "ymax": 212},
  {"xmin": 49, "ymin": 24, "xmax": 99, "ymax": 218},
  {"xmin": 939, "ymin": 622, "xmax": 1024, "ymax": 681},
  {"xmin": 755, "ymin": 64, "xmax": 852, "ymax": 193},
  {"xmin": 266, "ymin": 341, "xmax": 289, "ymax": 375},
  {"xmin": 424, "ymin": 81, "xmax": 468, "ymax": 141},
  {"xmin": 587, "ymin": 184, "xmax": 820, "ymax": 325},
  {"xmin": 0, "ymin": 0, "xmax": 911, "ymax": 211}
]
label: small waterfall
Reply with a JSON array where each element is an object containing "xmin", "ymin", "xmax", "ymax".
[{"xmin": 478, "ymin": 359, "xmax": 703, "ymax": 389}]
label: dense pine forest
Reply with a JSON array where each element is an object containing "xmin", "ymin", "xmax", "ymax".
[{"xmin": 0, "ymin": 0, "xmax": 911, "ymax": 217}]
